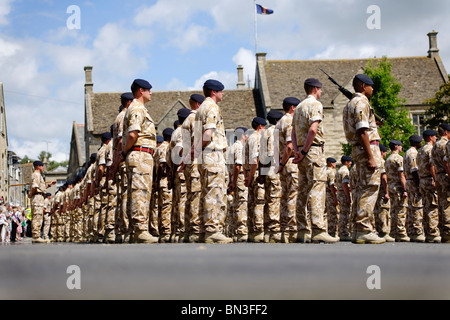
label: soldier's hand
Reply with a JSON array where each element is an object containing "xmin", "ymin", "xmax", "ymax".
[
  {"xmin": 367, "ymin": 157, "xmax": 377, "ymax": 171},
  {"xmin": 244, "ymin": 176, "xmax": 252, "ymax": 188},
  {"xmin": 293, "ymin": 152, "xmax": 304, "ymax": 164},
  {"xmin": 384, "ymin": 193, "xmax": 390, "ymax": 201}
]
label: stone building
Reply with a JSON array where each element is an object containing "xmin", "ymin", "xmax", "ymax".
[
  {"xmin": 0, "ymin": 83, "xmax": 8, "ymax": 203},
  {"xmin": 75, "ymin": 31, "xmax": 447, "ymax": 176}
]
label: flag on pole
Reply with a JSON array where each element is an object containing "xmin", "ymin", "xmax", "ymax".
[{"xmin": 256, "ymin": 4, "xmax": 274, "ymax": 15}]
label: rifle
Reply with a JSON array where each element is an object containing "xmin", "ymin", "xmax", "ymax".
[{"xmin": 320, "ymin": 69, "xmax": 385, "ymax": 125}]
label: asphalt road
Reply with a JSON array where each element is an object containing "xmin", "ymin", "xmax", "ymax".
[{"xmin": 1, "ymin": 240, "xmax": 449, "ymax": 301}]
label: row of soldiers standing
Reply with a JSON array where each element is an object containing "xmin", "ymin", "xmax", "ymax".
[{"xmin": 28, "ymin": 76, "xmax": 450, "ymax": 244}]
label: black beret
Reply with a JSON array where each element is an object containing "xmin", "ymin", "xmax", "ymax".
[
  {"xmin": 409, "ymin": 135, "xmax": 423, "ymax": 144},
  {"xmin": 283, "ymin": 97, "xmax": 301, "ymax": 106},
  {"xmin": 305, "ymin": 78, "xmax": 322, "ymax": 88},
  {"xmin": 163, "ymin": 128, "xmax": 174, "ymax": 137},
  {"xmin": 341, "ymin": 156, "xmax": 353, "ymax": 163},
  {"xmin": 173, "ymin": 120, "xmax": 180, "ymax": 129},
  {"xmin": 355, "ymin": 74, "xmax": 374, "ymax": 86},
  {"xmin": 326, "ymin": 157, "xmax": 337, "ymax": 163},
  {"xmin": 423, "ymin": 129, "xmax": 437, "ymax": 137},
  {"xmin": 379, "ymin": 144, "xmax": 387, "ymax": 152},
  {"xmin": 102, "ymin": 132, "xmax": 112, "ymax": 141},
  {"xmin": 390, "ymin": 140, "xmax": 402, "ymax": 146},
  {"xmin": 121, "ymin": 92, "xmax": 134, "ymax": 101},
  {"xmin": 90, "ymin": 153, "xmax": 97, "ymax": 161},
  {"xmin": 267, "ymin": 110, "xmax": 284, "ymax": 121},
  {"xmin": 235, "ymin": 127, "xmax": 248, "ymax": 133},
  {"xmin": 156, "ymin": 136, "xmax": 164, "ymax": 144},
  {"xmin": 177, "ymin": 108, "xmax": 191, "ymax": 119},
  {"xmin": 132, "ymin": 79, "xmax": 152, "ymax": 90},
  {"xmin": 204, "ymin": 79, "xmax": 225, "ymax": 91},
  {"xmin": 190, "ymin": 94, "xmax": 205, "ymax": 104},
  {"xmin": 33, "ymin": 161, "xmax": 44, "ymax": 167},
  {"xmin": 439, "ymin": 123, "xmax": 450, "ymax": 131},
  {"xmin": 45, "ymin": 193, "xmax": 52, "ymax": 197},
  {"xmin": 252, "ymin": 117, "xmax": 267, "ymax": 126}
]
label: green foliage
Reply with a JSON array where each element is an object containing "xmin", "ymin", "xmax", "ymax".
[
  {"xmin": 19, "ymin": 151, "xmax": 68, "ymax": 171},
  {"xmin": 364, "ymin": 57, "xmax": 416, "ymax": 150},
  {"xmin": 341, "ymin": 143, "xmax": 353, "ymax": 157},
  {"xmin": 423, "ymin": 77, "xmax": 450, "ymax": 129}
]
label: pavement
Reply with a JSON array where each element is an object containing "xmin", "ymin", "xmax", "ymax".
[{"xmin": 1, "ymin": 238, "xmax": 449, "ymax": 301}]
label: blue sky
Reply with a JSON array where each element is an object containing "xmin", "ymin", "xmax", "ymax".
[{"xmin": 1, "ymin": 0, "xmax": 449, "ymax": 162}]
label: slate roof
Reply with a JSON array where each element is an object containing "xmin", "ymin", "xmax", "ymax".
[
  {"xmin": 263, "ymin": 56, "xmax": 447, "ymax": 109},
  {"xmin": 90, "ymin": 89, "xmax": 262, "ymax": 135}
]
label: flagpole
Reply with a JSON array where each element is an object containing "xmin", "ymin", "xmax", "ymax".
[{"xmin": 254, "ymin": 0, "xmax": 258, "ymax": 54}]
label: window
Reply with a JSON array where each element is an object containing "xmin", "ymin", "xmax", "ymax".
[{"xmin": 412, "ymin": 114, "xmax": 428, "ymax": 136}]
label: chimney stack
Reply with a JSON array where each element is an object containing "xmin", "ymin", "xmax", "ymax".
[
  {"xmin": 428, "ymin": 30, "xmax": 439, "ymax": 59},
  {"xmin": 84, "ymin": 66, "xmax": 93, "ymax": 95},
  {"xmin": 237, "ymin": 65, "xmax": 246, "ymax": 90}
]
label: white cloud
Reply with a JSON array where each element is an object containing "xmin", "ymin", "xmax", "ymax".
[{"xmin": 0, "ymin": 0, "xmax": 13, "ymax": 25}]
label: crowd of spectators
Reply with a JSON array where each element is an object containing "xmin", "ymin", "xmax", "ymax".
[{"xmin": 0, "ymin": 201, "xmax": 32, "ymax": 244}]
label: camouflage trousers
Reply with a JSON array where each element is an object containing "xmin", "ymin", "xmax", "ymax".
[
  {"xmin": 115, "ymin": 163, "xmax": 129, "ymax": 236},
  {"xmin": 149, "ymin": 188, "xmax": 159, "ymax": 237},
  {"xmin": 158, "ymin": 178, "xmax": 172, "ymax": 236},
  {"xmin": 230, "ymin": 173, "xmax": 248, "ymax": 236},
  {"xmin": 184, "ymin": 164, "xmax": 202, "ymax": 235},
  {"xmin": 198, "ymin": 150, "xmax": 227, "ymax": 234},
  {"xmin": 105, "ymin": 180, "xmax": 116, "ymax": 231},
  {"xmin": 247, "ymin": 174, "xmax": 265, "ymax": 233},
  {"xmin": 352, "ymin": 144, "xmax": 382, "ymax": 233},
  {"xmin": 126, "ymin": 151, "xmax": 154, "ymax": 232},
  {"xmin": 374, "ymin": 186, "xmax": 391, "ymax": 235},
  {"xmin": 419, "ymin": 177, "xmax": 440, "ymax": 237},
  {"xmin": 296, "ymin": 146, "xmax": 327, "ymax": 235},
  {"xmin": 405, "ymin": 180, "xmax": 424, "ymax": 237},
  {"xmin": 43, "ymin": 212, "xmax": 51, "ymax": 240},
  {"xmin": 325, "ymin": 191, "xmax": 339, "ymax": 237},
  {"xmin": 172, "ymin": 171, "xmax": 187, "ymax": 236},
  {"xmin": 87, "ymin": 197, "xmax": 95, "ymax": 240},
  {"xmin": 337, "ymin": 190, "xmax": 351, "ymax": 237},
  {"xmin": 389, "ymin": 184, "xmax": 408, "ymax": 238},
  {"xmin": 55, "ymin": 210, "xmax": 65, "ymax": 240},
  {"xmin": 264, "ymin": 171, "xmax": 281, "ymax": 233},
  {"xmin": 92, "ymin": 193, "xmax": 101, "ymax": 238},
  {"xmin": 31, "ymin": 195, "xmax": 45, "ymax": 240},
  {"xmin": 71, "ymin": 207, "xmax": 83, "ymax": 242},
  {"xmin": 280, "ymin": 158, "xmax": 298, "ymax": 233},
  {"xmin": 98, "ymin": 185, "xmax": 108, "ymax": 237},
  {"xmin": 435, "ymin": 173, "xmax": 450, "ymax": 236}
]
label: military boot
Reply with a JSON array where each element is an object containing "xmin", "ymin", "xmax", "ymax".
[
  {"xmin": 353, "ymin": 232, "xmax": 386, "ymax": 244},
  {"xmin": 441, "ymin": 234, "xmax": 450, "ymax": 243},
  {"xmin": 269, "ymin": 232, "xmax": 282, "ymax": 243},
  {"xmin": 380, "ymin": 233, "xmax": 395, "ymax": 242},
  {"xmin": 104, "ymin": 229, "xmax": 116, "ymax": 244},
  {"xmin": 235, "ymin": 234, "xmax": 248, "ymax": 243},
  {"xmin": 396, "ymin": 234, "xmax": 410, "ymax": 242},
  {"xmin": 204, "ymin": 232, "xmax": 233, "ymax": 244},
  {"xmin": 410, "ymin": 233, "xmax": 426, "ymax": 243},
  {"xmin": 426, "ymin": 235, "xmax": 442, "ymax": 243},
  {"xmin": 297, "ymin": 230, "xmax": 311, "ymax": 243},
  {"xmin": 134, "ymin": 231, "xmax": 158, "ymax": 244},
  {"xmin": 159, "ymin": 234, "xmax": 171, "ymax": 243},
  {"xmin": 311, "ymin": 232, "xmax": 339, "ymax": 244},
  {"xmin": 253, "ymin": 231, "xmax": 264, "ymax": 243},
  {"xmin": 32, "ymin": 238, "xmax": 48, "ymax": 244},
  {"xmin": 188, "ymin": 233, "xmax": 201, "ymax": 243}
]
